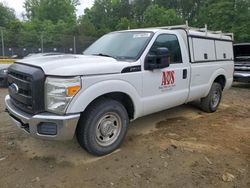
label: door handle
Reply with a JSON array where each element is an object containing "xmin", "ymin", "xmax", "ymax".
[{"xmin": 183, "ymin": 69, "xmax": 187, "ymax": 79}]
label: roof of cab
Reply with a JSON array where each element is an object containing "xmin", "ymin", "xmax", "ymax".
[{"xmin": 116, "ymin": 28, "xmax": 161, "ymax": 33}]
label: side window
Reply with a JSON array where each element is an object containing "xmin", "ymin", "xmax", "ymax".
[{"xmin": 149, "ymin": 34, "xmax": 182, "ymax": 64}]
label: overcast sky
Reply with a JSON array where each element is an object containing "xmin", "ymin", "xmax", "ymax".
[{"xmin": 0, "ymin": 0, "xmax": 94, "ymax": 19}]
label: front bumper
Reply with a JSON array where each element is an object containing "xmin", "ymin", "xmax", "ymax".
[
  {"xmin": 234, "ymin": 71, "xmax": 250, "ymax": 83},
  {"xmin": 5, "ymin": 95, "xmax": 80, "ymax": 140}
]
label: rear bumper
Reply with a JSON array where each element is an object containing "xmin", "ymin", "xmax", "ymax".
[
  {"xmin": 5, "ymin": 95, "xmax": 80, "ymax": 140},
  {"xmin": 234, "ymin": 71, "xmax": 250, "ymax": 83}
]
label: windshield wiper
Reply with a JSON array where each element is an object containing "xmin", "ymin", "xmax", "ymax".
[{"xmin": 92, "ymin": 53, "xmax": 116, "ymax": 59}]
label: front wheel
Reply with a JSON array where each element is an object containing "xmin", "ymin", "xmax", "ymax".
[
  {"xmin": 76, "ymin": 98, "xmax": 129, "ymax": 156},
  {"xmin": 200, "ymin": 82, "xmax": 222, "ymax": 113}
]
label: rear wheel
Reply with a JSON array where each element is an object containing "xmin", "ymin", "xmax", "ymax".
[
  {"xmin": 76, "ymin": 98, "xmax": 129, "ymax": 156},
  {"xmin": 200, "ymin": 82, "xmax": 222, "ymax": 113}
]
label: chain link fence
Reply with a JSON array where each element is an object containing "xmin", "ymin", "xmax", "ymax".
[{"xmin": 0, "ymin": 29, "xmax": 97, "ymax": 58}]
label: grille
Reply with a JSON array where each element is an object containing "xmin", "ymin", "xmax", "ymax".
[
  {"xmin": 8, "ymin": 63, "xmax": 45, "ymax": 114},
  {"xmin": 235, "ymin": 63, "xmax": 250, "ymax": 72}
]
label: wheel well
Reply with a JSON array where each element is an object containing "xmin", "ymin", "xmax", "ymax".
[
  {"xmin": 86, "ymin": 92, "xmax": 135, "ymax": 120},
  {"xmin": 214, "ymin": 75, "xmax": 226, "ymax": 90}
]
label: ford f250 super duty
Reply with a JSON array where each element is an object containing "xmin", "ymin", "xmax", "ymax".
[{"xmin": 5, "ymin": 24, "xmax": 234, "ymax": 156}]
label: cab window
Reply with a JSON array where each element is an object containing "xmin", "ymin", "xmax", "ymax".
[{"xmin": 149, "ymin": 34, "xmax": 182, "ymax": 64}]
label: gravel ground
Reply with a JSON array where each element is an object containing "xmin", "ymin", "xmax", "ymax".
[{"xmin": 0, "ymin": 83, "xmax": 249, "ymax": 188}]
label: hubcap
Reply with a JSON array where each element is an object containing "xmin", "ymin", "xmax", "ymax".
[
  {"xmin": 95, "ymin": 112, "xmax": 122, "ymax": 146},
  {"xmin": 211, "ymin": 89, "xmax": 220, "ymax": 108}
]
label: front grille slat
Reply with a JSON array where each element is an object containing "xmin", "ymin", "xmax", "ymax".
[
  {"xmin": 7, "ymin": 63, "xmax": 45, "ymax": 114},
  {"xmin": 10, "ymin": 92, "xmax": 32, "ymax": 106},
  {"xmin": 11, "ymin": 97, "xmax": 33, "ymax": 110},
  {"xmin": 8, "ymin": 74, "xmax": 31, "ymax": 91}
]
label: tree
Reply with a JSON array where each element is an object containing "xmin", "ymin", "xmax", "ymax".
[
  {"xmin": 82, "ymin": 0, "xmax": 120, "ymax": 36},
  {"xmin": 0, "ymin": 3, "xmax": 22, "ymax": 48},
  {"xmin": 4, "ymin": 20, "xmax": 23, "ymax": 48},
  {"xmin": 144, "ymin": 5, "xmax": 183, "ymax": 27},
  {"xmin": 153, "ymin": 0, "xmax": 203, "ymax": 22},
  {"xmin": 195, "ymin": 0, "xmax": 250, "ymax": 42},
  {"xmin": 2, "ymin": 0, "xmax": 250, "ymax": 50},
  {"xmin": 24, "ymin": 0, "xmax": 79, "ymax": 24},
  {"xmin": 0, "ymin": 2, "xmax": 17, "ymax": 28},
  {"xmin": 78, "ymin": 16, "xmax": 97, "ymax": 36},
  {"xmin": 116, "ymin": 17, "xmax": 130, "ymax": 30},
  {"xmin": 21, "ymin": 0, "xmax": 80, "ymax": 48},
  {"xmin": 132, "ymin": 0, "xmax": 152, "ymax": 22}
]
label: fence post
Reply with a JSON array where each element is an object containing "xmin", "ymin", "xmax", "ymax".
[
  {"xmin": 41, "ymin": 34, "xmax": 44, "ymax": 53},
  {"xmin": 73, "ymin": 36, "xmax": 76, "ymax": 54},
  {"xmin": 1, "ymin": 28, "xmax": 5, "ymax": 57}
]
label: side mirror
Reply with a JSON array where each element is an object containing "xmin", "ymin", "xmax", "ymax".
[{"xmin": 145, "ymin": 47, "xmax": 170, "ymax": 71}]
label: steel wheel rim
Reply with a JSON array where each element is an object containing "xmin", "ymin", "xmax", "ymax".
[
  {"xmin": 211, "ymin": 89, "xmax": 220, "ymax": 108},
  {"xmin": 95, "ymin": 112, "xmax": 122, "ymax": 147}
]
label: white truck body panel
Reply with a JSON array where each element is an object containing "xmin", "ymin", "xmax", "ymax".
[
  {"xmin": 188, "ymin": 62, "xmax": 233, "ymax": 102},
  {"xmin": 5, "ymin": 25, "xmax": 234, "ymax": 142},
  {"xmin": 67, "ymin": 29, "xmax": 234, "ymax": 118},
  {"xmin": 20, "ymin": 55, "xmax": 131, "ymax": 76},
  {"xmin": 18, "ymin": 28, "xmax": 233, "ymax": 119},
  {"xmin": 67, "ymin": 72, "xmax": 144, "ymax": 118},
  {"xmin": 191, "ymin": 38, "xmax": 216, "ymax": 61},
  {"xmin": 140, "ymin": 30, "xmax": 191, "ymax": 116},
  {"xmin": 215, "ymin": 41, "xmax": 233, "ymax": 60}
]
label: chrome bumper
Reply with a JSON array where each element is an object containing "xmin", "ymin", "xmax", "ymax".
[
  {"xmin": 5, "ymin": 95, "xmax": 80, "ymax": 140},
  {"xmin": 234, "ymin": 71, "xmax": 250, "ymax": 82}
]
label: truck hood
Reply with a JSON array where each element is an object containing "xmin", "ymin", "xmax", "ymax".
[{"xmin": 17, "ymin": 54, "xmax": 133, "ymax": 76}]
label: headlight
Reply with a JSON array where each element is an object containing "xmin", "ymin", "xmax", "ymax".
[{"xmin": 45, "ymin": 77, "xmax": 81, "ymax": 114}]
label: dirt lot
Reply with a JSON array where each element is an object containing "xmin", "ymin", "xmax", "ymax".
[{"xmin": 0, "ymin": 84, "xmax": 249, "ymax": 188}]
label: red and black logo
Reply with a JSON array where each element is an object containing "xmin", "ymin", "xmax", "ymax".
[{"xmin": 161, "ymin": 71, "xmax": 175, "ymax": 86}]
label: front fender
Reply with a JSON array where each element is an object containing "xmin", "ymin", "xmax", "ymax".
[{"xmin": 66, "ymin": 80, "xmax": 143, "ymax": 119}]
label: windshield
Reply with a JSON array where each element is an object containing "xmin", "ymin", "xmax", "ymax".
[
  {"xmin": 234, "ymin": 44, "xmax": 250, "ymax": 61},
  {"xmin": 84, "ymin": 31, "xmax": 153, "ymax": 61}
]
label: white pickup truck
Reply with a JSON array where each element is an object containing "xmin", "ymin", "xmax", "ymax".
[{"xmin": 5, "ymin": 25, "xmax": 234, "ymax": 156}]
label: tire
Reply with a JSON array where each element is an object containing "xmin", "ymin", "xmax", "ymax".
[
  {"xmin": 76, "ymin": 98, "xmax": 129, "ymax": 156},
  {"xmin": 200, "ymin": 82, "xmax": 222, "ymax": 113}
]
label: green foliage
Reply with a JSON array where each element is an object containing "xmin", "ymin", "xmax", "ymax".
[
  {"xmin": 153, "ymin": 0, "xmax": 203, "ymax": 22},
  {"xmin": 195, "ymin": 0, "xmax": 250, "ymax": 42},
  {"xmin": 1, "ymin": 0, "xmax": 250, "ymax": 50},
  {"xmin": 132, "ymin": 0, "xmax": 152, "ymax": 22},
  {"xmin": 116, "ymin": 17, "xmax": 130, "ymax": 30},
  {"xmin": 24, "ymin": 0, "xmax": 79, "ymax": 24},
  {"xmin": 0, "ymin": 3, "xmax": 17, "ymax": 28},
  {"xmin": 78, "ymin": 16, "xmax": 97, "ymax": 36},
  {"xmin": 143, "ymin": 5, "xmax": 183, "ymax": 27},
  {"xmin": 82, "ymin": 0, "xmax": 119, "ymax": 36},
  {"xmin": 5, "ymin": 0, "xmax": 81, "ymax": 48},
  {"xmin": 82, "ymin": 0, "xmax": 182, "ymax": 36}
]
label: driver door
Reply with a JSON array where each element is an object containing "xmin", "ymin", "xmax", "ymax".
[{"xmin": 142, "ymin": 33, "xmax": 190, "ymax": 116}]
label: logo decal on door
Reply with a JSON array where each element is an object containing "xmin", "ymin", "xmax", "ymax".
[{"xmin": 160, "ymin": 71, "xmax": 175, "ymax": 90}]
